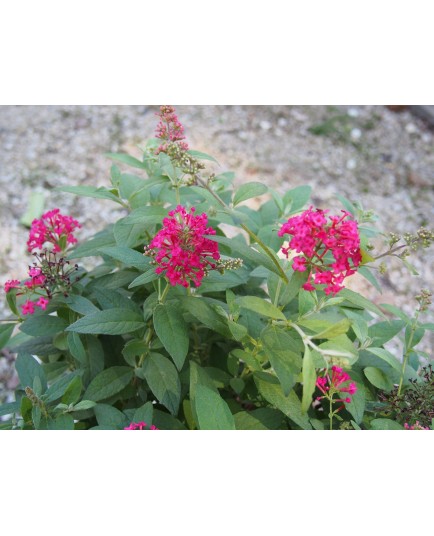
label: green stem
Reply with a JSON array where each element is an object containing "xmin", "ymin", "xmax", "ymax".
[
  {"xmin": 159, "ymin": 282, "xmax": 171, "ymax": 304},
  {"xmin": 329, "ymin": 397, "xmax": 333, "ymax": 430},
  {"xmin": 397, "ymin": 312, "xmax": 420, "ymax": 395},
  {"xmin": 273, "ymin": 278, "xmax": 283, "ymax": 307},
  {"xmin": 174, "ymin": 184, "xmax": 181, "ymax": 205}
]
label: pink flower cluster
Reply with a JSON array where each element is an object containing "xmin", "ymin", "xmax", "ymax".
[
  {"xmin": 21, "ymin": 297, "xmax": 49, "ymax": 315},
  {"xmin": 147, "ymin": 205, "xmax": 220, "ymax": 288},
  {"xmin": 124, "ymin": 422, "xmax": 159, "ymax": 430},
  {"xmin": 316, "ymin": 365, "xmax": 357, "ymax": 404},
  {"xmin": 27, "ymin": 208, "xmax": 81, "ymax": 253},
  {"xmin": 278, "ymin": 207, "xmax": 361, "ymax": 295},
  {"xmin": 404, "ymin": 421, "xmax": 430, "ymax": 430},
  {"xmin": 4, "ymin": 266, "xmax": 50, "ymax": 315},
  {"xmin": 154, "ymin": 105, "xmax": 189, "ymax": 155}
]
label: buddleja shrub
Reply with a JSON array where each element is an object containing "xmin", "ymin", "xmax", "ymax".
[{"xmin": 1, "ymin": 106, "xmax": 434, "ymax": 430}]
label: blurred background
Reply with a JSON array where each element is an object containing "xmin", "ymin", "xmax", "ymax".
[{"xmin": 1, "ymin": 105, "xmax": 433, "ymax": 401}]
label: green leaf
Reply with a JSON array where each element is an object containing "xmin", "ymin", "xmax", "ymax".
[
  {"xmin": 284, "ymin": 185, "xmax": 312, "ymax": 214},
  {"xmin": 20, "ymin": 191, "xmax": 45, "ymax": 227},
  {"xmin": 65, "ymin": 295, "xmax": 100, "ymax": 316},
  {"xmin": 117, "ymin": 173, "xmax": 146, "ymax": 199},
  {"xmin": 105, "ymin": 152, "xmax": 148, "ymax": 170},
  {"xmin": 73, "ymin": 400, "xmax": 96, "ymax": 411},
  {"xmin": 83, "ymin": 367, "xmax": 134, "ymax": 402},
  {"xmin": 261, "ymin": 326, "xmax": 302, "ymax": 395},
  {"xmin": 94, "ymin": 404, "xmax": 128, "ymax": 429},
  {"xmin": 401, "ymin": 258, "xmax": 419, "ymax": 276},
  {"xmin": 61, "ymin": 376, "xmax": 83, "ymax": 405},
  {"xmin": 67, "ymin": 332, "xmax": 87, "ymax": 364},
  {"xmin": 281, "ymin": 270, "xmax": 309, "ymax": 306},
  {"xmin": 368, "ymin": 320, "xmax": 405, "ymax": 346},
  {"xmin": 44, "ymin": 372, "xmax": 80, "ymax": 403},
  {"xmin": 237, "ymin": 296, "xmax": 286, "ymax": 321},
  {"xmin": 133, "ymin": 402, "xmax": 154, "ymax": 426},
  {"xmin": 182, "ymin": 297, "xmax": 231, "ymax": 337},
  {"xmin": 114, "ymin": 219, "xmax": 147, "ymax": 248},
  {"xmin": 357, "ymin": 265, "xmax": 382, "ymax": 292},
  {"xmin": 55, "ymin": 185, "xmax": 123, "ymax": 205},
  {"xmin": 230, "ymin": 349, "xmax": 262, "ymax": 372},
  {"xmin": 370, "ymin": 419, "xmax": 403, "ymax": 430},
  {"xmin": 16, "ymin": 353, "xmax": 47, "ymax": 391},
  {"xmin": 301, "ymin": 346, "xmax": 316, "ymax": 414},
  {"xmin": 340, "ymin": 288, "xmax": 386, "ymax": 319},
  {"xmin": 46, "ymin": 414, "xmax": 75, "ymax": 430},
  {"xmin": 187, "ymin": 149, "xmax": 220, "ymax": 164},
  {"xmin": 234, "ymin": 408, "xmax": 284, "ymax": 430},
  {"xmin": 313, "ymin": 319, "xmax": 351, "ymax": 340},
  {"xmin": 364, "ymin": 367, "xmax": 393, "ymax": 391},
  {"xmin": 98, "ymin": 246, "xmax": 150, "ymax": 270},
  {"xmin": 343, "ymin": 374, "xmax": 365, "ymax": 424},
  {"xmin": 153, "ymin": 303, "xmax": 189, "ymax": 371},
  {"xmin": 122, "ymin": 339, "xmax": 148, "ymax": 367},
  {"xmin": 365, "ymin": 347, "xmax": 401, "ymax": 372},
  {"xmin": 142, "ymin": 353, "xmax": 181, "ymax": 415},
  {"xmin": 158, "ymin": 153, "xmax": 177, "ymax": 182},
  {"xmin": 228, "ymin": 320, "xmax": 248, "ymax": 341},
  {"xmin": 194, "ymin": 384, "xmax": 235, "ymax": 430},
  {"xmin": 0, "ymin": 401, "xmax": 20, "ymax": 417},
  {"xmin": 92, "ymin": 288, "xmax": 141, "ymax": 314},
  {"xmin": 233, "ymin": 182, "xmax": 268, "ymax": 206},
  {"xmin": 0, "ymin": 324, "xmax": 15, "ymax": 351},
  {"xmin": 152, "ymin": 410, "xmax": 187, "ymax": 430},
  {"xmin": 343, "ymin": 309, "xmax": 369, "ymax": 343},
  {"xmin": 20, "ymin": 315, "xmax": 68, "ymax": 337},
  {"xmin": 69, "ymin": 231, "xmax": 116, "ymax": 259},
  {"xmin": 6, "ymin": 289, "xmax": 20, "ymax": 317},
  {"xmin": 120, "ymin": 205, "xmax": 168, "ymax": 226},
  {"xmin": 128, "ymin": 269, "xmax": 159, "ymax": 288},
  {"xmin": 66, "ymin": 308, "xmax": 145, "ymax": 335},
  {"xmin": 254, "ymin": 372, "xmax": 312, "ymax": 429}
]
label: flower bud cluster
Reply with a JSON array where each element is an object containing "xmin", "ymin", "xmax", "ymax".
[{"xmin": 154, "ymin": 105, "xmax": 204, "ymax": 180}]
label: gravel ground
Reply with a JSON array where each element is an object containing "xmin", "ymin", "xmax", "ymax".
[{"xmin": 1, "ymin": 105, "xmax": 433, "ymax": 403}]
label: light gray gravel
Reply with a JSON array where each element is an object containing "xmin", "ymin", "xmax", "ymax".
[{"xmin": 1, "ymin": 105, "xmax": 433, "ymax": 403}]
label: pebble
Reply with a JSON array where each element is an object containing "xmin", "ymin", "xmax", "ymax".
[
  {"xmin": 350, "ymin": 128, "xmax": 362, "ymax": 141},
  {"xmin": 259, "ymin": 120, "xmax": 272, "ymax": 131},
  {"xmin": 405, "ymin": 123, "xmax": 417, "ymax": 134},
  {"xmin": 346, "ymin": 158, "xmax": 357, "ymax": 170}
]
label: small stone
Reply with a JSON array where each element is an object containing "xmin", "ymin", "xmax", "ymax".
[
  {"xmin": 350, "ymin": 128, "xmax": 362, "ymax": 141},
  {"xmin": 348, "ymin": 108, "xmax": 359, "ymax": 118},
  {"xmin": 346, "ymin": 158, "xmax": 357, "ymax": 170},
  {"xmin": 405, "ymin": 123, "xmax": 417, "ymax": 134},
  {"xmin": 278, "ymin": 118, "xmax": 288, "ymax": 127},
  {"xmin": 259, "ymin": 120, "xmax": 272, "ymax": 131}
]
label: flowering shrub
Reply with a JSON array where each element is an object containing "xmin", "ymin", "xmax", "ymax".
[{"xmin": 1, "ymin": 106, "xmax": 433, "ymax": 430}]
